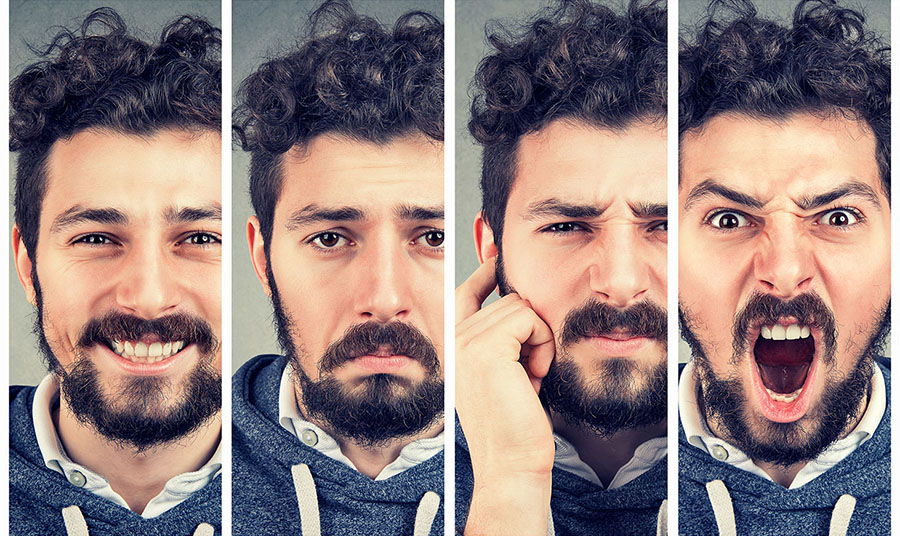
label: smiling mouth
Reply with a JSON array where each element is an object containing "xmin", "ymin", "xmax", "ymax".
[
  {"xmin": 108, "ymin": 339, "xmax": 186, "ymax": 364},
  {"xmin": 754, "ymin": 322, "xmax": 815, "ymax": 403}
]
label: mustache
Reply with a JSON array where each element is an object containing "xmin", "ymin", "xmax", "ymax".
[
  {"xmin": 560, "ymin": 300, "xmax": 667, "ymax": 349},
  {"xmin": 320, "ymin": 321, "xmax": 440, "ymax": 374},
  {"xmin": 732, "ymin": 292, "xmax": 837, "ymax": 360},
  {"xmin": 77, "ymin": 312, "xmax": 219, "ymax": 355}
]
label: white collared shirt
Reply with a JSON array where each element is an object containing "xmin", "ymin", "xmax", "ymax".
[
  {"xmin": 278, "ymin": 363, "xmax": 444, "ymax": 480},
  {"xmin": 553, "ymin": 433, "xmax": 666, "ymax": 489},
  {"xmin": 32, "ymin": 374, "xmax": 222, "ymax": 518},
  {"xmin": 679, "ymin": 360, "xmax": 885, "ymax": 489}
]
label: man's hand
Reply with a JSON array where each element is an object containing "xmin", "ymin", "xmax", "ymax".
[{"xmin": 456, "ymin": 256, "xmax": 556, "ymax": 536}]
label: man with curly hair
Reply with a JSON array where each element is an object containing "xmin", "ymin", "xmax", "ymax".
[
  {"xmin": 231, "ymin": 1, "xmax": 444, "ymax": 534},
  {"xmin": 9, "ymin": 6, "xmax": 222, "ymax": 536},
  {"xmin": 678, "ymin": 0, "xmax": 890, "ymax": 533},
  {"xmin": 455, "ymin": 1, "xmax": 668, "ymax": 534}
]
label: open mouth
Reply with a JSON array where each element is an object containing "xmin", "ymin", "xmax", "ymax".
[
  {"xmin": 107, "ymin": 339, "xmax": 186, "ymax": 364},
  {"xmin": 753, "ymin": 323, "xmax": 815, "ymax": 403}
]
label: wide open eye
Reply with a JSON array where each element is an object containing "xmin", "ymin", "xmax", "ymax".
[
  {"xmin": 415, "ymin": 229, "xmax": 444, "ymax": 248},
  {"xmin": 817, "ymin": 208, "xmax": 861, "ymax": 227},
  {"xmin": 706, "ymin": 210, "xmax": 750, "ymax": 230}
]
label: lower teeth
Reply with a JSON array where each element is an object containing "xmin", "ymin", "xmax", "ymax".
[{"xmin": 765, "ymin": 386, "xmax": 803, "ymax": 403}]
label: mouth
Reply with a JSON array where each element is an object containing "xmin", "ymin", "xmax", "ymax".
[
  {"xmin": 751, "ymin": 321, "xmax": 817, "ymax": 421},
  {"xmin": 108, "ymin": 338, "xmax": 186, "ymax": 364}
]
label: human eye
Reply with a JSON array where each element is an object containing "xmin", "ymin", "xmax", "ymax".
[
  {"xmin": 307, "ymin": 231, "xmax": 352, "ymax": 250},
  {"xmin": 703, "ymin": 210, "xmax": 752, "ymax": 230},
  {"xmin": 816, "ymin": 207, "xmax": 863, "ymax": 227},
  {"xmin": 180, "ymin": 231, "xmax": 222, "ymax": 247},
  {"xmin": 413, "ymin": 228, "xmax": 444, "ymax": 251},
  {"xmin": 72, "ymin": 233, "xmax": 117, "ymax": 246},
  {"xmin": 647, "ymin": 220, "xmax": 668, "ymax": 233},
  {"xmin": 539, "ymin": 222, "xmax": 590, "ymax": 234}
]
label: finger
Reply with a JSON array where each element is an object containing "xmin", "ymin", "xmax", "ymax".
[{"xmin": 455, "ymin": 256, "xmax": 498, "ymax": 323}]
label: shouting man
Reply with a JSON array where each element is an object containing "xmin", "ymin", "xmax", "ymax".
[
  {"xmin": 678, "ymin": 1, "xmax": 890, "ymax": 534},
  {"xmin": 232, "ymin": 1, "xmax": 445, "ymax": 534},
  {"xmin": 9, "ymin": 7, "xmax": 222, "ymax": 535},
  {"xmin": 456, "ymin": 1, "xmax": 668, "ymax": 534}
]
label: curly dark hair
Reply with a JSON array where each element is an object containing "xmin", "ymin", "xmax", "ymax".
[
  {"xmin": 10, "ymin": 7, "xmax": 221, "ymax": 262},
  {"xmin": 680, "ymin": 0, "xmax": 890, "ymax": 196},
  {"xmin": 233, "ymin": 0, "xmax": 444, "ymax": 251},
  {"xmin": 470, "ymin": 0, "xmax": 667, "ymax": 245}
]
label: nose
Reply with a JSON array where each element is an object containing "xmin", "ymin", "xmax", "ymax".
[
  {"xmin": 354, "ymin": 237, "xmax": 412, "ymax": 322},
  {"xmin": 115, "ymin": 243, "xmax": 181, "ymax": 318},
  {"xmin": 753, "ymin": 215, "xmax": 814, "ymax": 298},
  {"xmin": 588, "ymin": 227, "xmax": 651, "ymax": 307}
]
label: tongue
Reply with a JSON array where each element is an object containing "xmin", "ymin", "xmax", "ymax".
[{"xmin": 754, "ymin": 337, "xmax": 814, "ymax": 394}]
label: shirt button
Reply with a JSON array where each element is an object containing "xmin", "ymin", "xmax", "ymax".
[
  {"xmin": 710, "ymin": 445, "xmax": 729, "ymax": 461},
  {"xmin": 300, "ymin": 429, "xmax": 318, "ymax": 447},
  {"xmin": 68, "ymin": 470, "xmax": 87, "ymax": 487}
]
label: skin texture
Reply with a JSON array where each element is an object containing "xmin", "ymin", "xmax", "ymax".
[
  {"xmin": 13, "ymin": 128, "xmax": 222, "ymax": 513},
  {"xmin": 679, "ymin": 112, "xmax": 889, "ymax": 486},
  {"xmin": 457, "ymin": 119, "xmax": 667, "ymax": 534},
  {"xmin": 247, "ymin": 133, "xmax": 444, "ymax": 478}
]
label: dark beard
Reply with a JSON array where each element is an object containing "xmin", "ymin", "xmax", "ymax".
[
  {"xmin": 33, "ymin": 267, "xmax": 221, "ymax": 452},
  {"xmin": 498, "ymin": 251, "xmax": 667, "ymax": 435},
  {"xmin": 268, "ymin": 265, "xmax": 444, "ymax": 447},
  {"xmin": 680, "ymin": 297, "xmax": 889, "ymax": 466}
]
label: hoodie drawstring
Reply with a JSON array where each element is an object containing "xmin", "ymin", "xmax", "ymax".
[
  {"xmin": 705, "ymin": 480, "xmax": 736, "ymax": 536},
  {"xmin": 292, "ymin": 463, "xmax": 322, "ymax": 536},
  {"xmin": 193, "ymin": 522, "xmax": 215, "ymax": 536},
  {"xmin": 828, "ymin": 494, "xmax": 856, "ymax": 536},
  {"xmin": 413, "ymin": 490, "xmax": 440, "ymax": 536},
  {"xmin": 62, "ymin": 506, "xmax": 89, "ymax": 536},
  {"xmin": 656, "ymin": 499, "xmax": 667, "ymax": 536}
]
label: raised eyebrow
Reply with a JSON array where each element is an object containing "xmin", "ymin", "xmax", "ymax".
[
  {"xmin": 394, "ymin": 204, "xmax": 444, "ymax": 221},
  {"xmin": 50, "ymin": 206, "xmax": 129, "ymax": 234},
  {"xmin": 630, "ymin": 202, "xmax": 667, "ymax": 219},
  {"xmin": 795, "ymin": 181, "xmax": 882, "ymax": 211},
  {"xmin": 164, "ymin": 204, "xmax": 222, "ymax": 224},
  {"xmin": 683, "ymin": 179, "xmax": 765, "ymax": 211},
  {"xmin": 285, "ymin": 204, "xmax": 366, "ymax": 230},
  {"xmin": 522, "ymin": 199, "xmax": 605, "ymax": 221}
]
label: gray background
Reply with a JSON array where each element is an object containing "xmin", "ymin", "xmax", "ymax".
[
  {"xmin": 231, "ymin": 0, "xmax": 443, "ymax": 368},
  {"xmin": 9, "ymin": 0, "xmax": 221, "ymax": 385},
  {"xmin": 678, "ymin": 0, "xmax": 890, "ymax": 362}
]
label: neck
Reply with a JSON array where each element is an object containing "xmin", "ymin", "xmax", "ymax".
[
  {"xmin": 55, "ymin": 401, "xmax": 221, "ymax": 515},
  {"xmin": 330, "ymin": 419, "xmax": 444, "ymax": 479},
  {"xmin": 551, "ymin": 414, "xmax": 666, "ymax": 488}
]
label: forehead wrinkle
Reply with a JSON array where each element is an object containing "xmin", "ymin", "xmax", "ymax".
[
  {"xmin": 50, "ymin": 205, "xmax": 130, "ymax": 234},
  {"xmin": 521, "ymin": 198, "xmax": 607, "ymax": 222}
]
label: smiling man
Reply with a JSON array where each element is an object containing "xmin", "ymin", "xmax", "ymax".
[
  {"xmin": 231, "ymin": 2, "xmax": 444, "ymax": 535},
  {"xmin": 678, "ymin": 1, "xmax": 890, "ymax": 534},
  {"xmin": 455, "ymin": 1, "xmax": 668, "ymax": 534},
  {"xmin": 9, "ymin": 8, "xmax": 222, "ymax": 536}
]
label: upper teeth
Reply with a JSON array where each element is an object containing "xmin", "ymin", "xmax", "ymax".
[
  {"xmin": 760, "ymin": 324, "xmax": 810, "ymax": 341},
  {"xmin": 112, "ymin": 340, "xmax": 184, "ymax": 363}
]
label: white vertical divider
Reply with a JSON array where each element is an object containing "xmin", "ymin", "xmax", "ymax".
[
  {"xmin": 443, "ymin": 0, "xmax": 456, "ymax": 534},
  {"xmin": 221, "ymin": 0, "xmax": 233, "ymax": 532}
]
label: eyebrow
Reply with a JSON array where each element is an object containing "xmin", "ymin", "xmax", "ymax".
[
  {"xmin": 630, "ymin": 202, "xmax": 667, "ymax": 219},
  {"xmin": 50, "ymin": 206, "xmax": 129, "ymax": 234},
  {"xmin": 522, "ymin": 199, "xmax": 605, "ymax": 221},
  {"xmin": 394, "ymin": 204, "xmax": 444, "ymax": 221},
  {"xmin": 683, "ymin": 179, "xmax": 766, "ymax": 211},
  {"xmin": 795, "ymin": 181, "xmax": 882, "ymax": 211},
  {"xmin": 164, "ymin": 204, "xmax": 223, "ymax": 224},
  {"xmin": 286, "ymin": 204, "xmax": 366, "ymax": 230}
]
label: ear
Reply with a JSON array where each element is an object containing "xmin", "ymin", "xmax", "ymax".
[
  {"xmin": 473, "ymin": 211, "xmax": 498, "ymax": 264},
  {"xmin": 247, "ymin": 216, "xmax": 272, "ymax": 297},
  {"xmin": 12, "ymin": 225, "xmax": 37, "ymax": 306}
]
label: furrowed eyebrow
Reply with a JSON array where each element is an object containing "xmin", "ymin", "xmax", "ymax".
[
  {"xmin": 286, "ymin": 204, "xmax": 366, "ymax": 230},
  {"xmin": 164, "ymin": 204, "xmax": 222, "ymax": 224},
  {"xmin": 522, "ymin": 199, "xmax": 605, "ymax": 221},
  {"xmin": 630, "ymin": 202, "xmax": 667, "ymax": 219},
  {"xmin": 795, "ymin": 181, "xmax": 882, "ymax": 211},
  {"xmin": 50, "ymin": 206, "xmax": 129, "ymax": 234},
  {"xmin": 394, "ymin": 204, "xmax": 444, "ymax": 221},
  {"xmin": 683, "ymin": 179, "xmax": 765, "ymax": 211}
]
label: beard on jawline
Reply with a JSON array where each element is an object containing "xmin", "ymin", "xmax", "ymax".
[
  {"xmin": 679, "ymin": 295, "xmax": 889, "ymax": 466},
  {"xmin": 32, "ymin": 268, "xmax": 221, "ymax": 452},
  {"xmin": 497, "ymin": 250, "xmax": 668, "ymax": 436},
  {"xmin": 268, "ymin": 266, "xmax": 444, "ymax": 448}
]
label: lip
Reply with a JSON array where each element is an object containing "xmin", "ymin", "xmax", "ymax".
[
  {"xmin": 101, "ymin": 341, "xmax": 192, "ymax": 376},
  {"xmin": 350, "ymin": 354, "xmax": 414, "ymax": 374},
  {"xmin": 586, "ymin": 335, "xmax": 652, "ymax": 357},
  {"xmin": 747, "ymin": 325, "xmax": 821, "ymax": 423}
]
